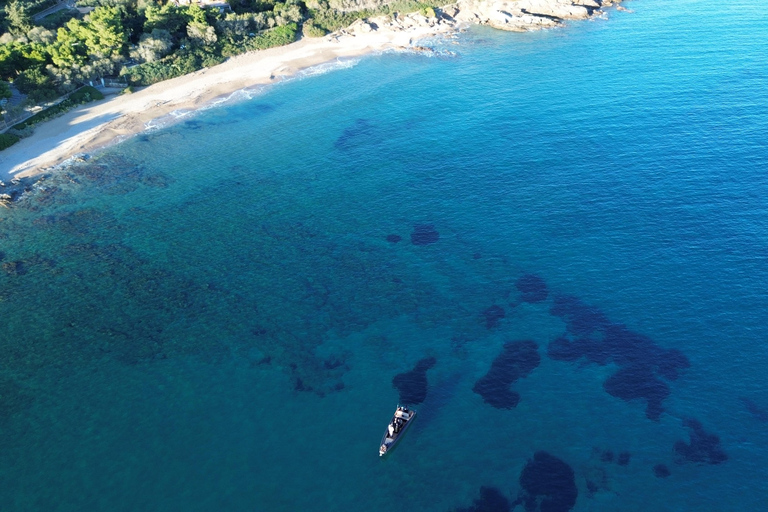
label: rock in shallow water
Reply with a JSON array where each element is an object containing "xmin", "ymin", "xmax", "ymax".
[
  {"xmin": 473, "ymin": 340, "xmax": 540, "ymax": 409},
  {"xmin": 674, "ymin": 418, "xmax": 727, "ymax": 465},
  {"xmin": 392, "ymin": 357, "xmax": 437, "ymax": 404},
  {"xmin": 514, "ymin": 451, "xmax": 578, "ymax": 512},
  {"xmin": 410, "ymin": 224, "xmax": 439, "ymax": 245}
]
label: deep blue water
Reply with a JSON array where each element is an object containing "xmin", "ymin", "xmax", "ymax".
[{"xmin": 2, "ymin": 0, "xmax": 768, "ymax": 510}]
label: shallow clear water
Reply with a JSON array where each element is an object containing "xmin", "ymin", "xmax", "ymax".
[{"xmin": 1, "ymin": 0, "xmax": 768, "ymax": 510}]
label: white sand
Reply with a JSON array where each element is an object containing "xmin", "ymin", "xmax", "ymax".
[{"xmin": 1, "ymin": 15, "xmax": 456, "ymax": 178}]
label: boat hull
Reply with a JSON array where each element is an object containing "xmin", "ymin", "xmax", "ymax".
[{"xmin": 379, "ymin": 409, "xmax": 416, "ymax": 456}]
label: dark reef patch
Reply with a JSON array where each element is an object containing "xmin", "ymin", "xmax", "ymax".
[
  {"xmin": 334, "ymin": 118, "xmax": 375, "ymax": 150},
  {"xmin": 386, "ymin": 234, "xmax": 402, "ymax": 243},
  {"xmin": 603, "ymin": 365, "xmax": 669, "ymax": 421},
  {"xmin": 252, "ymin": 103, "xmax": 275, "ymax": 115},
  {"xmin": 600, "ymin": 450, "xmax": 614, "ymax": 463},
  {"xmin": 455, "ymin": 486, "xmax": 510, "ymax": 512},
  {"xmin": 740, "ymin": 397, "xmax": 768, "ymax": 423},
  {"xmin": 323, "ymin": 355, "xmax": 348, "ymax": 370},
  {"xmin": 673, "ymin": 418, "xmax": 727, "ymax": 465},
  {"xmin": 2, "ymin": 260, "xmax": 27, "ymax": 276},
  {"xmin": 653, "ymin": 464, "xmax": 671, "ymax": 478},
  {"xmin": 513, "ymin": 451, "xmax": 578, "ymax": 512},
  {"xmin": 410, "ymin": 224, "xmax": 440, "ymax": 245},
  {"xmin": 392, "ymin": 357, "xmax": 437, "ymax": 405},
  {"xmin": 472, "ymin": 340, "xmax": 539, "ymax": 409},
  {"xmin": 547, "ymin": 292, "xmax": 690, "ymax": 420},
  {"xmin": 550, "ymin": 294, "xmax": 611, "ymax": 337},
  {"xmin": 294, "ymin": 377, "xmax": 311, "ymax": 392},
  {"xmin": 482, "ymin": 304, "xmax": 506, "ymax": 329},
  {"xmin": 617, "ymin": 452, "xmax": 631, "ymax": 466},
  {"xmin": 516, "ymin": 274, "xmax": 548, "ymax": 303}
]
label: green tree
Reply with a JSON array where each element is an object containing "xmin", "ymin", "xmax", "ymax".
[
  {"xmin": 131, "ymin": 28, "xmax": 173, "ymax": 63},
  {"xmin": 51, "ymin": 26, "xmax": 88, "ymax": 68},
  {"xmin": 0, "ymin": 80, "xmax": 12, "ymax": 100},
  {"xmin": 14, "ymin": 67, "xmax": 58, "ymax": 103},
  {"xmin": 4, "ymin": 0, "xmax": 32, "ymax": 36},
  {"xmin": 143, "ymin": 4, "xmax": 187, "ymax": 36},
  {"xmin": 0, "ymin": 44, "xmax": 23, "ymax": 80},
  {"xmin": 73, "ymin": 6, "xmax": 129, "ymax": 57}
]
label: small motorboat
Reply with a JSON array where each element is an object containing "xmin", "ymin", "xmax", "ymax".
[{"xmin": 379, "ymin": 405, "xmax": 416, "ymax": 456}]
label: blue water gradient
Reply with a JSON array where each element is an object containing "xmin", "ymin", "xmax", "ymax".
[{"xmin": 1, "ymin": 0, "xmax": 767, "ymax": 509}]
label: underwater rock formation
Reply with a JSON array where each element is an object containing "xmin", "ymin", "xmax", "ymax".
[
  {"xmin": 410, "ymin": 224, "xmax": 440, "ymax": 245},
  {"xmin": 515, "ymin": 274, "xmax": 548, "ymax": 303},
  {"xmin": 334, "ymin": 118, "xmax": 375, "ymax": 150},
  {"xmin": 673, "ymin": 418, "xmax": 727, "ymax": 465},
  {"xmin": 386, "ymin": 234, "xmax": 402, "ymax": 243},
  {"xmin": 514, "ymin": 451, "xmax": 578, "ymax": 512},
  {"xmin": 617, "ymin": 452, "xmax": 631, "ymax": 466},
  {"xmin": 455, "ymin": 486, "xmax": 511, "ymax": 512},
  {"xmin": 653, "ymin": 464, "xmax": 671, "ymax": 478},
  {"xmin": 392, "ymin": 357, "xmax": 437, "ymax": 405},
  {"xmin": 482, "ymin": 304, "xmax": 506, "ymax": 329},
  {"xmin": 739, "ymin": 397, "xmax": 768, "ymax": 423},
  {"xmin": 548, "ymin": 293, "xmax": 690, "ymax": 420},
  {"xmin": 473, "ymin": 340, "xmax": 540, "ymax": 409},
  {"xmin": 603, "ymin": 365, "xmax": 670, "ymax": 421}
]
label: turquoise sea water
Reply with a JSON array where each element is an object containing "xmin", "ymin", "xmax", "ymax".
[{"xmin": 2, "ymin": 0, "xmax": 768, "ymax": 509}]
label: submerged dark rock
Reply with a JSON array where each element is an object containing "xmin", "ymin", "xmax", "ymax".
[
  {"xmin": 600, "ymin": 450, "xmax": 614, "ymax": 463},
  {"xmin": 674, "ymin": 418, "xmax": 727, "ymax": 465},
  {"xmin": 603, "ymin": 365, "xmax": 670, "ymax": 421},
  {"xmin": 482, "ymin": 304, "xmax": 506, "ymax": 329},
  {"xmin": 392, "ymin": 357, "xmax": 437, "ymax": 405},
  {"xmin": 547, "ymin": 292, "xmax": 690, "ymax": 421},
  {"xmin": 653, "ymin": 464, "xmax": 671, "ymax": 478},
  {"xmin": 617, "ymin": 452, "xmax": 631, "ymax": 466},
  {"xmin": 514, "ymin": 451, "xmax": 578, "ymax": 512},
  {"xmin": 386, "ymin": 234, "xmax": 402, "ymax": 243},
  {"xmin": 455, "ymin": 486, "xmax": 511, "ymax": 512},
  {"xmin": 2, "ymin": 260, "xmax": 26, "ymax": 276},
  {"xmin": 410, "ymin": 224, "xmax": 439, "ymax": 245},
  {"xmin": 334, "ymin": 118, "xmax": 375, "ymax": 150},
  {"xmin": 740, "ymin": 397, "xmax": 768, "ymax": 423},
  {"xmin": 516, "ymin": 274, "xmax": 548, "ymax": 303},
  {"xmin": 473, "ymin": 340, "xmax": 539, "ymax": 409}
]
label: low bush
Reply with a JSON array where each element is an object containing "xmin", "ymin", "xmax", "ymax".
[
  {"xmin": 308, "ymin": 8, "xmax": 368, "ymax": 33},
  {"xmin": 0, "ymin": 133, "xmax": 20, "ymax": 150},
  {"xmin": 302, "ymin": 19, "xmax": 327, "ymax": 38}
]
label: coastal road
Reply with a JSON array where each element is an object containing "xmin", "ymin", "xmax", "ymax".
[{"xmin": 32, "ymin": 0, "xmax": 75, "ymax": 22}]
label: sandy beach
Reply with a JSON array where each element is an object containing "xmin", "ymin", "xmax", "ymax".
[
  {"xmin": 0, "ymin": 13, "xmax": 457, "ymax": 179},
  {"xmin": 0, "ymin": 0, "xmax": 619, "ymax": 179}
]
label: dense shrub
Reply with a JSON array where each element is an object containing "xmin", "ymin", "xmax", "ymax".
[
  {"xmin": 308, "ymin": 8, "xmax": 367, "ymax": 33},
  {"xmin": 120, "ymin": 46, "xmax": 227, "ymax": 86},
  {"xmin": 12, "ymin": 85, "xmax": 103, "ymax": 130},
  {"xmin": 0, "ymin": 132, "xmax": 20, "ymax": 150},
  {"xmin": 302, "ymin": 19, "xmax": 327, "ymax": 38}
]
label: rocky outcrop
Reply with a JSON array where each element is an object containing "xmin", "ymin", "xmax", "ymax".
[
  {"xmin": 448, "ymin": 0, "xmax": 619, "ymax": 32},
  {"xmin": 334, "ymin": 0, "xmax": 621, "ymax": 35}
]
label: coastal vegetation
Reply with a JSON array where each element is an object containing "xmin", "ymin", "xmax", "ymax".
[
  {"xmin": 0, "ymin": 0, "xmax": 441, "ymax": 105},
  {"xmin": 0, "ymin": 0, "xmax": 441, "ymax": 151}
]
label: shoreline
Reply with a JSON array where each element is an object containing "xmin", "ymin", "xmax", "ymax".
[
  {"xmin": 0, "ymin": 13, "xmax": 459, "ymax": 179},
  {"xmin": 0, "ymin": 0, "xmax": 622, "ymax": 180}
]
